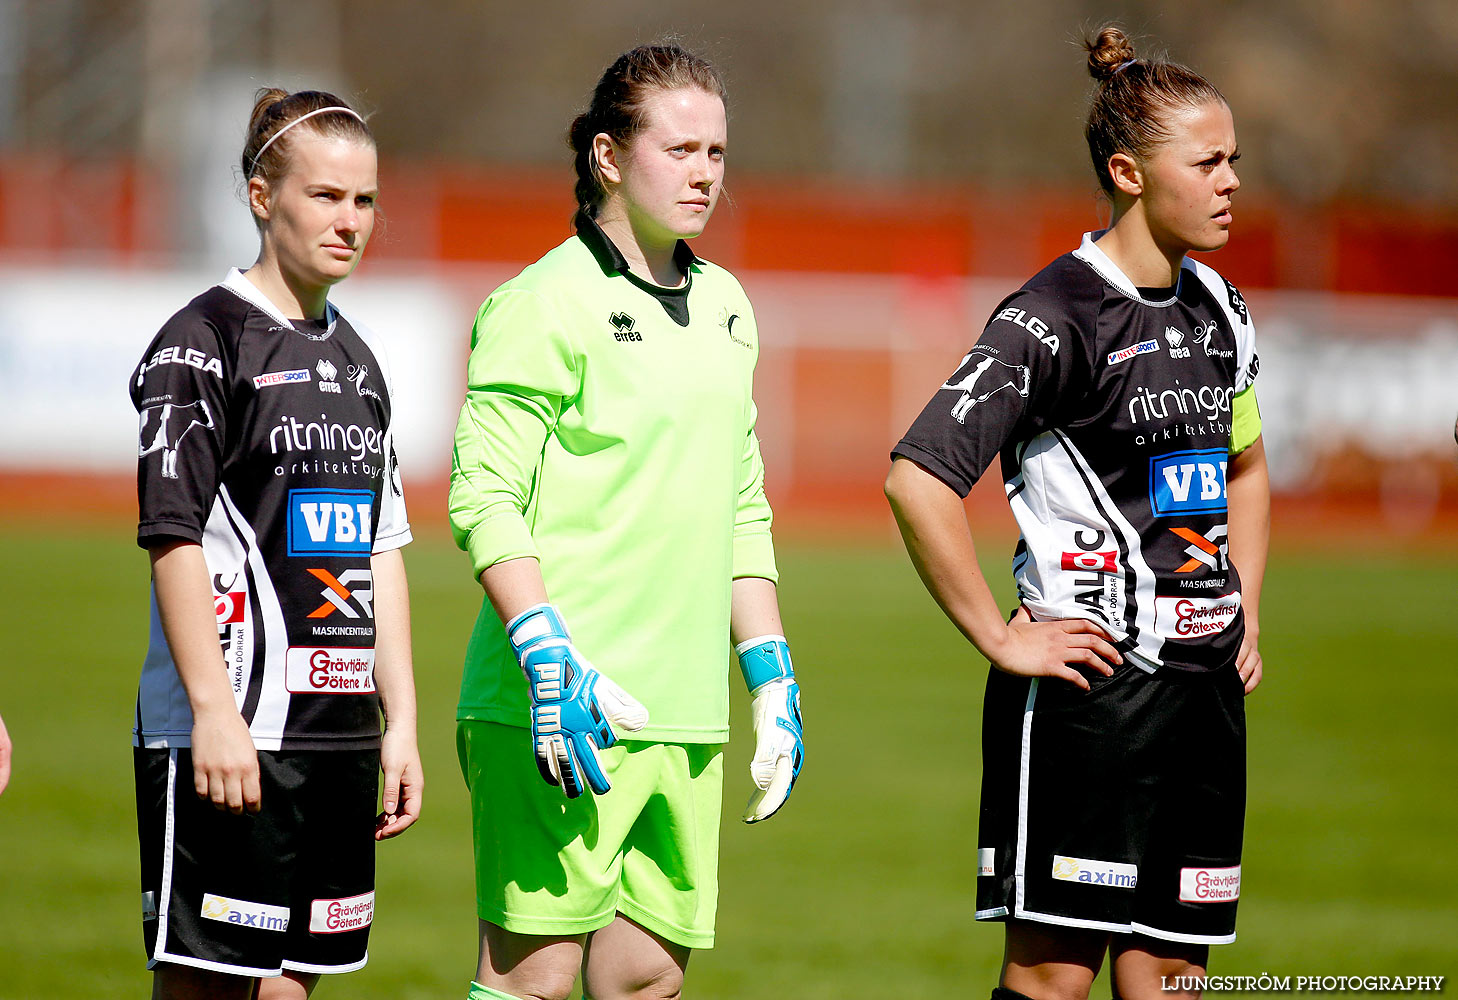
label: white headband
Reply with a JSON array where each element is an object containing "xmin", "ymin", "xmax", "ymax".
[{"xmin": 249, "ymin": 106, "xmax": 365, "ymax": 177}]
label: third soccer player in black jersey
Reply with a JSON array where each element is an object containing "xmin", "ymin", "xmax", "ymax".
[
  {"xmin": 131, "ymin": 88, "xmax": 421, "ymax": 1000},
  {"xmin": 886, "ymin": 25, "xmax": 1270, "ymax": 1000}
]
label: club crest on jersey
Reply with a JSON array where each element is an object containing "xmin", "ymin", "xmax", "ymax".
[
  {"xmin": 1164, "ymin": 327, "xmax": 1191, "ymax": 359},
  {"xmin": 347, "ymin": 363, "xmax": 382, "ymax": 401},
  {"xmin": 941, "ymin": 349, "xmax": 1030, "ymax": 423},
  {"xmin": 719, "ymin": 307, "xmax": 751, "ymax": 349},
  {"xmin": 609, "ymin": 312, "xmax": 642, "ymax": 342},
  {"xmin": 1149, "ymin": 450, "xmax": 1228, "ymax": 517},
  {"xmin": 316, "ymin": 359, "xmax": 341, "ymax": 393},
  {"xmin": 288, "ymin": 489, "xmax": 375, "ymax": 555},
  {"xmin": 1192, "ymin": 320, "xmax": 1232, "ymax": 358},
  {"xmin": 993, "ymin": 306, "xmax": 1059, "ymax": 355},
  {"xmin": 138, "ymin": 399, "xmax": 214, "ymax": 480}
]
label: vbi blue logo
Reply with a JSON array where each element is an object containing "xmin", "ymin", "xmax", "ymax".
[
  {"xmin": 1149, "ymin": 450, "xmax": 1227, "ymax": 517},
  {"xmin": 287, "ymin": 490, "xmax": 376, "ymax": 555}
]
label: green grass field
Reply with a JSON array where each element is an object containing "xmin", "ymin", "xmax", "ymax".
[{"xmin": 1, "ymin": 522, "xmax": 1455, "ymax": 998}]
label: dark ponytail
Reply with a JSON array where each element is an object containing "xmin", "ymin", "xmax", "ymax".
[
  {"xmin": 1082, "ymin": 25, "xmax": 1225, "ymax": 194},
  {"xmin": 565, "ymin": 44, "xmax": 727, "ymax": 216}
]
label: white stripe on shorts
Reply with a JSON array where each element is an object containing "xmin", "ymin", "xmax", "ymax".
[{"xmin": 1012, "ymin": 678, "xmax": 1039, "ymax": 918}]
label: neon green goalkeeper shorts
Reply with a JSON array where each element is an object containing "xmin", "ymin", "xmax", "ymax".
[{"xmin": 456, "ymin": 720, "xmax": 725, "ymax": 949}]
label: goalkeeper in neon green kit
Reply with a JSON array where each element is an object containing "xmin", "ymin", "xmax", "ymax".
[{"xmin": 448, "ymin": 43, "xmax": 803, "ymax": 1000}]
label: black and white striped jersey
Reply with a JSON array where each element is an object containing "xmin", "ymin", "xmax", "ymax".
[
  {"xmin": 894, "ymin": 233, "xmax": 1259, "ymax": 673},
  {"xmin": 131, "ymin": 270, "xmax": 411, "ymax": 750}
]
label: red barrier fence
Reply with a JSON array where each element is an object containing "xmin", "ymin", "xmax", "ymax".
[{"xmin": 3, "ymin": 155, "xmax": 1458, "ymax": 296}]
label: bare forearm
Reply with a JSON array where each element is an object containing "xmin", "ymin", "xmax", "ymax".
[
  {"xmin": 1227, "ymin": 436, "xmax": 1270, "ymax": 629},
  {"xmin": 479, "ymin": 556, "xmax": 550, "ymax": 626},
  {"xmin": 370, "ymin": 548, "xmax": 417, "ymax": 735},
  {"xmin": 150, "ymin": 540, "xmax": 239, "ymax": 717},
  {"xmin": 884, "ymin": 458, "xmax": 1012, "ymax": 661},
  {"xmin": 730, "ymin": 576, "xmax": 784, "ymax": 644}
]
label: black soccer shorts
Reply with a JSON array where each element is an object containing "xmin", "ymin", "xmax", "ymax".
[
  {"xmin": 135, "ymin": 747, "xmax": 379, "ymax": 977},
  {"xmin": 974, "ymin": 660, "xmax": 1246, "ymax": 944}
]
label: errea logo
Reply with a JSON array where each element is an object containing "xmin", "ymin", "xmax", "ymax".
[
  {"xmin": 610, "ymin": 312, "xmax": 642, "ymax": 342},
  {"xmin": 1165, "ymin": 327, "xmax": 1191, "ymax": 359},
  {"xmin": 317, "ymin": 358, "xmax": 341, "ymax": 393},
  {"xmin": 1051, "ymin": 855, "xmax": 1138, "ymax": 889}
]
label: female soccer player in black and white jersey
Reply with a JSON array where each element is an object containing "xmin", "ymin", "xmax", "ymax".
[
  {"xmin": 130, "ymin": 89, "xmax": 421, "ymax": 1000},
  {"xmin": 887, "ymin": 26, "xmax": 1270, "ymax": 1000}
]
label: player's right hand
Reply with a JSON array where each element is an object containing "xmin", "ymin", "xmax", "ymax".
[
  {"xmin": 991, "ymin": 605, "xmax": 1123, "ymax": 691},
  {"xmin": 190, "ymin": 707, "xmax": 261, "ymax": 815},
  {"xmin": 507, "ymin": 603, "xmax": 648, "ymax": 798}
]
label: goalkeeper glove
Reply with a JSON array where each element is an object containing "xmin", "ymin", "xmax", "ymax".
[
  {"xmin": 507, "ymin": 603, "xmax": 648, "ymax": 798},
  {"xmin": 735, "ymin": 635, "xmax": 803, "ymax": 823}
]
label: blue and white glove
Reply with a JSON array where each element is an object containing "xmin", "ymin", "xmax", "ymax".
[
  {"xmin": 507, "ymin": 603, "xmax": 648, "ymax": 798},
  {"xmin": 735, "ymin": 635, "xmax": 804, "ymax": 824}
]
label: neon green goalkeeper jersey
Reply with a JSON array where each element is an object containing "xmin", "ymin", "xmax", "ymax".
[{"xmin": 449, "ymin": 213, "xmax": 777, "ymax": 743}]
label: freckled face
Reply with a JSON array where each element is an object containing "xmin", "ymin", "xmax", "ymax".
[
  {"xmin": 1138, "ymin": 101, "xmax": 1241, "ymax": 255},
  {"xmin": 613, "ymin": 87, "xmax": 727, "ymax": 248}
]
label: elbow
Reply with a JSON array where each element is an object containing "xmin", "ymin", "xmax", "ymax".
[
  {"xmin": 884, "ymin": 459, "xmax": 913, "ymax": 516},
  {"xmin": 883, "ymin": 463, "xmax": 902, "ymax": 509}
]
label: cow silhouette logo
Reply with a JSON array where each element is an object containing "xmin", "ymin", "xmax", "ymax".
[
  {"xmin": 138, "ymin": 399, "xmax": 214, "ymax": 479},
  {"xmin": 941, "ymin": 352, "xmax": 1030, "ymax": 423}
]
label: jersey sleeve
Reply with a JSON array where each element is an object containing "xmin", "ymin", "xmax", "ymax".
[
  {"xmin": 448, "ymin": 287, "xmax": 581, "ymax": 580},
  {"xmin": 728, "ymin": 302, "xmax": 777, "ymax": 583},
  {"xmin": 369, "ymin": 334, "xmax": 412, "ymax": 553},
  {"xmin": 1209, "ymin": 270, "xmax": 1262, "ymax": 453},
  {"xmin": 733, "ymin": 397, "xmax": 779, "ymax": 583},
  {"xmin": 891, "ymin": 289, "xmax": 1081, "ymax": 496},
  {"xmin": 130, "ymin": 309, "xmax": 231, "ymax": 547}
]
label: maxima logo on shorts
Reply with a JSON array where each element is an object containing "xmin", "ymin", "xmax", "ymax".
[
  {"xmin": 1051, "ymin": 855, "xmax": 1138, "ymax": 888},
  {"xmin": 285, "ymin": 646, "xmax": 376, "ymax": 693},
  {"xmin": 310, "ymin": 891, "xmax": 375, "ymax": 933},
  {"xmin": 977, "ymin": 848, "xmax": 996, "ymax": 877},
  {"xmin": 1154, "ymin": 593, "xmax": 1241, "ymax": 639},
  {"xmin": 1149, "ymin": 449, "xmax": 1227, "ymax": 517},
  {"xmin": 200, "ymin": 893, "xmax": 290, "ymax": 932},
  {"xmin": 288, "ymin": 489, "xmax": 375, "ymax": 555},
  {"xmin": 1180, "ymin": 865, "xmax": 1241, "ymax": 902}
]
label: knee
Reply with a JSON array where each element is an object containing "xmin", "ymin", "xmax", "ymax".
[
  {"xmin": 510, "ymin": 976, "xmax": 579, "ymax": 1000},
  {"xmin": 586, "ymin": 965, "xmax": 685, "ymax": 1000}
]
